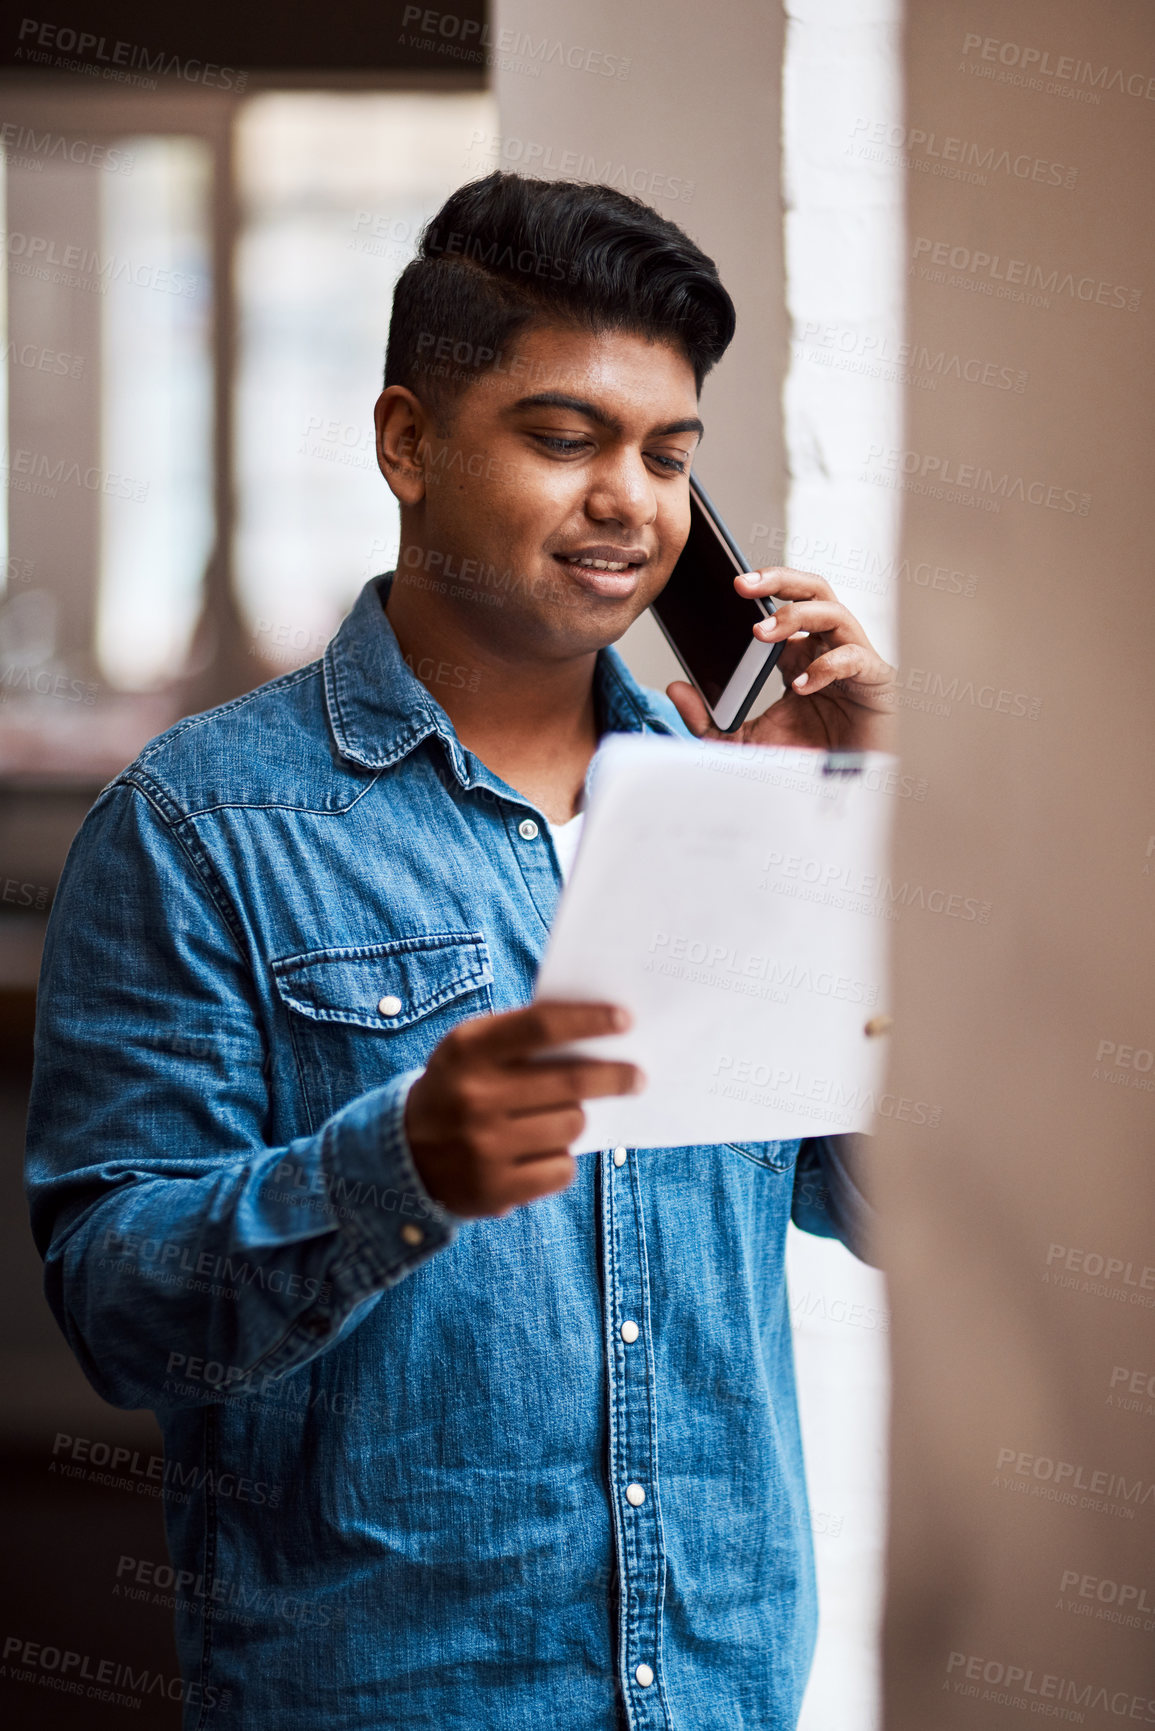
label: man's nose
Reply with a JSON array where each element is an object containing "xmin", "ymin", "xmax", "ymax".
[{"xmin": 585, "ymin": 456, "xmax": 658, "ymax": 530}]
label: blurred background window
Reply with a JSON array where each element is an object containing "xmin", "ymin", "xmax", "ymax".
[
  {"xmin": 233, "ymin": 92, "xmax": 496, "ymax": 669},
  {"xmin": 97, "ymin": 136, "xmax": 214, "ymax": 689},
  {"xmin": 0, "ymin": 83, "xmax": 495, "ymax": 778}
]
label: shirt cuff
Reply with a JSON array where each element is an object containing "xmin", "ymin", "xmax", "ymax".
[{"xmin": 320, "ymin": 1066, "xmax": 461, "ymax": 1297}]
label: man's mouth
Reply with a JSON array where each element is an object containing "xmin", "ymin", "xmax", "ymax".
[
  {"xmin": 561, "ymin": 556, "xmax": 635, "ymax": 571},
  {"xmin": 553, "ymin": 546, "xmax": 649, "ymax": 597}
]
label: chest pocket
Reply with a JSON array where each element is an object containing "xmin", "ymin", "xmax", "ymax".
[
  {"xmin": 271, "ymin": 933, "xmax": 494, "ymax": 1130},
  {"xmin": 726, "ymin": 1139, "xmax": 801, "ymax": 1174}
]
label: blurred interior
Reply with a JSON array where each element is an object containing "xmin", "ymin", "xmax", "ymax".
[
  {"xmin": 1, "ymin": 7, "xmax": 493, "ymax": 1724},
  {"xmin": 27, "ymin": 3, "xmax": 1155, "ymax": 1729},
  {"xmin": 3, "ymin": 0, "xmax": 913, "ymax": 1720}
]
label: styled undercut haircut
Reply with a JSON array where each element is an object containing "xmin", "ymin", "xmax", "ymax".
[{"xmin": 384, "ymin": 171, "xmax": 736, "ymax": 429}]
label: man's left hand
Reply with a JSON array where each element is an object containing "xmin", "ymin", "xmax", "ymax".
[{"xmin": 667, "ymin": 567, "xmax": 897, "ymax": 753}]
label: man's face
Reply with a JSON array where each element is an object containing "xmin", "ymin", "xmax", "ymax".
[{"xmin": 389, "ymin": 322, "xmax": 703, "ymax": 658}]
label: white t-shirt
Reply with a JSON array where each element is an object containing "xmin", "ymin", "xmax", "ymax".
[{"xmin": 547, "ymin": 811, "xmax": 586, "ymax": 882}]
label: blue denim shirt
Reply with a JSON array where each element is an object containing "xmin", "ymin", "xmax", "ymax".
[{"xmin": 27, "ymin": 573, "xmax": 869, "ymax": 1730}]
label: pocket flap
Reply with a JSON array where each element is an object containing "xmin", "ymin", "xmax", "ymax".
[
  {"xmin": 271, "ymin": 934, "xmax": 493, "ymax": 1031},
  {"xmin": 726, "ymin": 1139, "xmax": 800, "ymax": 1173}
]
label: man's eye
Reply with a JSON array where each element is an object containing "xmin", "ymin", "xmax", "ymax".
[
  {"xmin": 649, "ymin": 453, "xmax": 688, "ymax": 474},
  {"xmin": 534, "ymin": 435, "xmax": 589, "ymax": 454}
]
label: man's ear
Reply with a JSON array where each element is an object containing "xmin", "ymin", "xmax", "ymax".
[{"xmin": 374, "ymin": 386, "xmax": 434, "ymax": 507}]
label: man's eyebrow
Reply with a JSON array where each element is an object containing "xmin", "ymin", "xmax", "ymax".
[
  {"xmin": 505, "ymin": 391, "xmax": 704, "ymax": 441},
  {"xmin": 654, "ymin": 416, "xmax": 706, "ymax": 439},
  {"xmin": 506, "ymin": 391, "xmax": 621, "ymax": 431}
]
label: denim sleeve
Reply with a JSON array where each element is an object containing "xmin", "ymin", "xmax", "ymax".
[
  {"xmin": 25, "ymin": 780, "xmax": 458, "ymax": 1412},
  {"xmin": 790, "ymin": 1135, "xmax": 879, "ymax": 1266}
]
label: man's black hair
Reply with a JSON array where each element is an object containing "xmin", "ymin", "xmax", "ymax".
[{"xmin": 384, "ymin": 171, "xmax": 736, "ymax": 427}]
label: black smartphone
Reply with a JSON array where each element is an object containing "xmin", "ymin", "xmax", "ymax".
[{"xmin": 650, "ymin": 474, "xmax": 783, "ymax": 732}]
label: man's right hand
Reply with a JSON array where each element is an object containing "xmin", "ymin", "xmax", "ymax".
[{"xmin": 404, "ymin": 1002, "xmax": 641, "ymax": 1218}]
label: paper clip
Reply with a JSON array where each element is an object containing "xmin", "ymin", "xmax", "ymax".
[{"xmin": 822, "ymin": 752, "xmax": 865, "ymax": 777}]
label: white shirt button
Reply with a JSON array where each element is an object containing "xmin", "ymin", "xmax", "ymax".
[
  {"xmin": 620, "ymin": 1320, "xmax": 639, "ymax": 1344},
  {"xmin": 635, "ymin": 1663, "xmax": 654, "ymax": 1688},
  {"xmin": 400, "ymin": 1224, "xmax": 423, "ymax": 1247},
  {"xmin": 377, "ymin": 994, "xmax": 403, "ymax": 1017},
  {"xmin": 518, "ymin": 818, "xmax": 539, "ymax": 840},
  {"xmin": 612, "ymin": 1146, "xmax": 628, "ymax": 1167},
  {"xmin": 625, "ymin": 1482, "xmax": 646, "ymax": 1507}
]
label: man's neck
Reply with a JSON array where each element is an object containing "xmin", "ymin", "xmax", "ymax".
[{"xmin": 383, "ymin": 573, "xmax": 600, "ymax": 824}]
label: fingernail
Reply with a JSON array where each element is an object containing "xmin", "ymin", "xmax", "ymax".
[
  {"xmin": 631, "ymin": 1070, "xmax": 646, "ymax": 1093},
  {"xmin": 611, "ymin": 1006, "xmax": 631, "ymax": 1030},
  {"xmin": 793, "ymin": 672, "xmax": 809, "ymax": 688}
]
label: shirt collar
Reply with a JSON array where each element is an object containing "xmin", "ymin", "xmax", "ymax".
[{"xmin": 323, "ymin": 573, "xmax": 679, "ymax": 785}]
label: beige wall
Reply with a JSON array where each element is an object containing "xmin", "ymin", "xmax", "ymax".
[
  {"xmin": 496, "ymin": 0, "xmax": 1155, "ymax": 1722},
  {"xmin": 491, "ymin": 0, "xmax": 789, "ymax": 691},
  {"xmin": 880, "ymin": 2, "xmax": 1155, "ymax": 1722}
]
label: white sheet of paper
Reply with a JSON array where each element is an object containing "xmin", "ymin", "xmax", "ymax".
[{"xmin": 533, "ymin": 734, "xmax": 895, "ymax": 1152}]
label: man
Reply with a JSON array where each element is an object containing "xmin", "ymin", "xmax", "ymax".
[{"xmin": 27, "ymin": 173, "xmax": 895, "ymax": 1728}]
